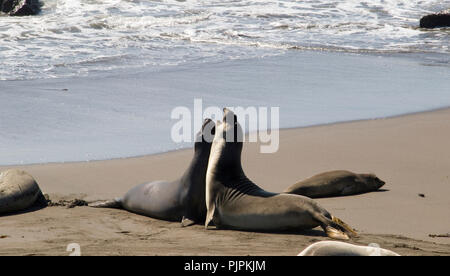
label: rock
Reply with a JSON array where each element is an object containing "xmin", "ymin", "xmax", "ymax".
[
  {"xmin": 420, "ymin": 9, "xmax": 450, "ymax": 28},
  {"xmin": 1, "ymin": 0, "xmax": 42, "ymax": 16}
]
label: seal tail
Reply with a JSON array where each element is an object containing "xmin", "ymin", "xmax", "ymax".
[
  {"xmin": 315, "ymin": 214, "xmax": 358, "ymax": 240},
  {"xmin": 89, "ymin": 198, "xmax": 123, "ymax": 209},
  {"xmin": 331, "ymin": 216, "xmax": 358, "ymax": 237}
]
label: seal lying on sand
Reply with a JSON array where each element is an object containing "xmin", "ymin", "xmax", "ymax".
[
  {"xmin": 0, "ymin": 169, "xmax": 47, "ymax": 214},
  {"xmin": 298, "ymin": 241, "xmax": 400, "ymax": 256},
  {"xmin": 283, "ymin": 170, "xmax": 385, "ymax": 198},
  {"xmin": 90, "ymin": 119, "xmax": 215, "ymax": 226},
  {"xmin": 205, "ymin": 109, "xmax": 357, "ymax": 240}
]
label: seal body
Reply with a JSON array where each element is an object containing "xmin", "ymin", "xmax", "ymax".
[
  {"xmin": 205, "ymin": 109, "xmax": 357, "ymax": 240},
  {"xmin": 91, "ymin": 119, "xmax": 215, "ymax": 226},
  {"xmin": 283, "ymin": 170, "xmax": 385, "ymax": 198},
  {"xmin": 298, "ymin": 241, "xmax": 400, "ymax": 256},
  {"xmin": 0, "ymin": 169, "xmax": 44, "ymax": 214}
]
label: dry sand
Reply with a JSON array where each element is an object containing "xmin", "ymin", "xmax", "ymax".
[{"xmin": 1, "ymin": 108, "xmax": 449, "ymax": 256}]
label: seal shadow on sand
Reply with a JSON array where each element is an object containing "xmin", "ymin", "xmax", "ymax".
[
  {"xmin": 309, "ymin": 188, "xmax": 390, "ymax": 199},
  {"xmin": 206, "ymin": 226, "xmax": 329, "ymax": 238},
  {"xmin": 0, "ymin": 203, "xmax": 47, "ymax": 218}
]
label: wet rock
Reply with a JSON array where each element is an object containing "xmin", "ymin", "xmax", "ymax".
[
  {"xmin": 420, "ymin": 9, "xmax": 450, "ymax": 29},
  {"xmin": 1, "ymin": 0, "xmax": 42, "ymax": 16}
]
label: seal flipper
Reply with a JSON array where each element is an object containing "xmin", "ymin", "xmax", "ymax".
[
  {"xmin": 331, "ymin": 216, "xmax": 358, "ymax": 237},
  {"xmin": 89, "ymin": 198, "xmax": 123, "ymax": 209},
  {"xmin": 324, "ymin": 226, "xmax": 350, "ymax": 240},
  {"xmin": 315, "ymin": 214, "xmax": 357, "ymax": 240},
  {"xmin": 181, "ymin": 216, "xmax": 196, "ymax": 227},
  {"xmin": 205, "ymin": 202, "xmax": 216, "ymax": 229}
]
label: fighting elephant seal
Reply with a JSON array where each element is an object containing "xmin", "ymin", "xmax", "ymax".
[
  {"xmin": 0, "ymin": 169, "xmax": 47, "ymax": 214},
  {"xmin": 205, "ymin": 109, "xmax": 357, "ymax": 240},
  {"xmin": 298, "ymin": 241, "xmax": 400, "ymax": 256},
  {"xmin": 90, "ymin": 119, "xmax": 215, "ymax": 226},
  {"xmin": 283, "ymin": 170, "xmax": 385, "ymax": 198}
]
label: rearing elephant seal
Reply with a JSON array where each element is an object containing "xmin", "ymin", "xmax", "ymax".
[
  {"xmin": 283, "ymin": 170, "xmax": 385, "ymax": 198},
  {"xmin": 298, "ymin": 241, "xmax": 400, "ymax": 256},
  {"xmin": 0, "ymin": 169, "xmax": 47, "ymax": 214},
  {"xmin": 90, "ymin": 119, "xmax": 215, "ymax": 226},
  {"xmin": 205, "ymin": 109, "xmax": 357, "ymax": 240}
]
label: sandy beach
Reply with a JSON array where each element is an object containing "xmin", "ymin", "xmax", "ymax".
[{"xmin": 1, "ymin": 107, "xmax": 449, "ymax": 256}]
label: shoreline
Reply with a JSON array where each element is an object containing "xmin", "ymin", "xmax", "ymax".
[
  {"xmin": 1, "ymin": 107, "xmax": 450, "ymax": 255},
  {"xmin": 1, "ymin": 105, "xmax": 449, "ymax": 168},
  {"xmin": 2, "ymin": 49, "xmax": 450, "ymax": 165}
]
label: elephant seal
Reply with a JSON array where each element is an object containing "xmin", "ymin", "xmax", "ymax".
[
  {"xmin": 420, "ymin": 9, "xmax": 450, "ymax": 29},
  {"xmin": 283, "ymin": 170, "xmax": 385, "ymax": 198},
  {"xmin": 90, "ymin": 118, "xmax": 215, "ymax": 226},
  {"xmin": 0, "ymin": 169, "xmax": 47, "ymax": 214},
  {"xmin": 298, "ymin": 241, "xmax": 400, "ymax": 256},
  {"xmin": 205, "ymin": 109, "xmax": 357, "ymax": 240}
]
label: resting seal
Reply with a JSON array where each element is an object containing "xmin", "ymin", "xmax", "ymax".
[
  {"xmin": 283, "ymin": 170, "xmax": 385, "ymax": 198},
  {"xmin": 298, "ymin": 241, "xmax": 400, "ymax": 256},
  {"xmin": 90, "ymin": 119, "xmax": 215, "ymax": 226},
  {"xmin": 0, "ymin": 169, "xmax": 47, "ymax": 214},
  {"xmin": 205, "ymin": 109, "xmax": 357, "ymax": 240}
]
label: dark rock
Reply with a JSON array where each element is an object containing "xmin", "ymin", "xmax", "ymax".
[
  {"xmin": 1, "ymin": 0, "xmax": 42, "ymax": 16},
  {"xmin": 420, "ymin": 10, "xmax": 450, "ymax": 28}
]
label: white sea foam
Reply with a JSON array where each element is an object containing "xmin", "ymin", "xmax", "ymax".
[{"xmin": 0, "ymin": 0, "xmax": 449, "ymax": 80}]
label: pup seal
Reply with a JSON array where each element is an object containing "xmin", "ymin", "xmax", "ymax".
[
  {"xmin": 298, "ymin": 241, "xmax": 400, "ymax": 256},
  {"xmin": 90, "ymin": 119, "xmax": 215, "ymax": 226},
  {"xmin": 205, "ymin": 109, "xmax": 357, "ymax": 240},
  {"xmin": 283, "ymin": 170, "xmax": 385, "ymax": 198},
  {"xmin": 0, "ymin": 169, "xmax": 47, "ymax": 214}
]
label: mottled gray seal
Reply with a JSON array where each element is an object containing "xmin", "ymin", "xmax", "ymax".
[
  {"xmin": 283, "ymin": 170, "xmax": 385, "ymax": 198},
  {"xmin": 205, "ymin": 109, "xmax": 357, "ymax": 240},
  {"xmin": 90, "ymin": 119, "xmax": 215, "ymax": 226},
  {"xmin": 0, "ymin": 169, "xmax": 47, "ymax": 214},
  {"xmin": 298, "ymin": 241, "xmax": 400, "ymax": 256}
]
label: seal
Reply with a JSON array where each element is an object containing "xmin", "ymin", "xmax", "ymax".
[
  {"xmin": 283, "ymin": 170, "xmax": 385, "ymax": 198},
  {"xmin": 297, "ymin": 241, "xmax": 400, "ymax": 256},
  {"xmin": 0, "ymin": 169, "xmax": 47, "ymax": 214},
  {"xmin": 90, "ymin": 118, "xmax": 215, "ymax": 226},
  {"xmin": 205, "ymin": 109, "xmax": 357, "ymax": 240}
]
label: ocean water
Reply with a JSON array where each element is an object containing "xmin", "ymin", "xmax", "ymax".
[
  {"xmin": 1, "ymin": 0, "xmax": 449, "ymax": 80},
  {"xmin": 1, "ymin": 0, "xmax": 450, "ymax": 165}
]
